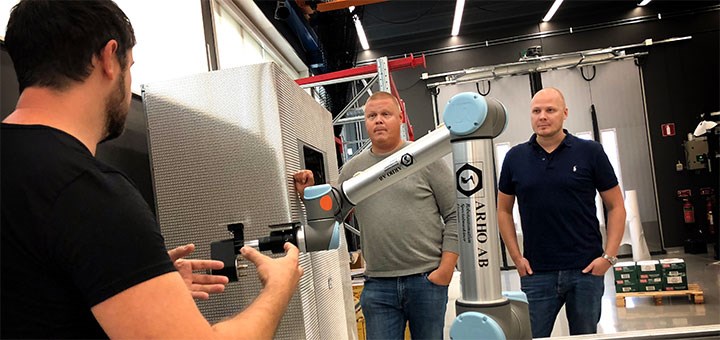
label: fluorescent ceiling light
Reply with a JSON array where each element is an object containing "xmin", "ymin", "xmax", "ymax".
[
  {"xmin": 451, "ymin": 0, "xmax": 465, "ymax": 36},
  {"xmin": 638, "ymin": 0, "xmax": 652, "ymax": 6},
  {"xmin": 352, "ymin": 14, "xmax": 370, "ymax": 50},
  {"xmin": 348, "ymin": 6, "xmax": 369, "ymax": 50},
  {"xmin": 543, "ymin": 0, "xmax": 564, "ymax": 22}
]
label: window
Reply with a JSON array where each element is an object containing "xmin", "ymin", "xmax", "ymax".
[
  {"xmin": 212, "ymin": 0, "xmax": 307, "ymax": 79},
  {"xmin": 214, "ymin": 4, "xmax": 264, "ymax": 69},
  {"xmin": 600, "ymin": 128, "xmax": 624, "ymax": 194},
  {"xmin": 301, "ymin": 143, "xmax": 327, "ymax": 186},
  {"xmin": 115, "ymin": 0, "xmax": 208, "ymax": 94}
]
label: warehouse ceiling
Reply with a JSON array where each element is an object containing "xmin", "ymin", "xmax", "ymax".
[
  {"xmin": 256, "ymin": 0, "xmax": 717, "ymax": 71},
  {"xmin": 360, "ymin": 0, "xmax": 605, "ymax": 47}
]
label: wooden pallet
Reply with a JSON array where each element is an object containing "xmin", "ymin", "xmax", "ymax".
[{"xmin": 615, "ymin": 283, "xmax": 704, "ymax": 307}]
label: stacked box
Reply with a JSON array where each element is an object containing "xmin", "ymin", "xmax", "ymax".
[
  {"xmin": 613, "ymin": 261, "xmax": 638, "ymax": 293},
  {"xmin": 636, "ymin": 260, "xmax": 663, "ymax": 292},
  {"xmin": 352, "ymin": 284, "xmax": 366, "ymax": 340},
  {"xmin": 660, "ymin": 258, "xmax": 688, "ymax": 291}
]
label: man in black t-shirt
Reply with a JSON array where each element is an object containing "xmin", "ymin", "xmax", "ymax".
[{"xmin": 1, "ymin": 1, "xmax": 303, "ymax": 338}]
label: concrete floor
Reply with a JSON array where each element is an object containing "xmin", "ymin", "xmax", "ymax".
[{"xmin": 444, "ymin": 246, "xmax": 720, "ymax": 339}]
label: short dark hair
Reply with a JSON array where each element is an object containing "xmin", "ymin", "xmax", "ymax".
[{"xmin": 4, "ymin": 0, "xmax": 136, "ymax": 93}]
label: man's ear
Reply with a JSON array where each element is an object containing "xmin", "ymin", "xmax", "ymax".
[{"xmin": 98, "ymin": 39, "xmax": 120, "ymax": 79}]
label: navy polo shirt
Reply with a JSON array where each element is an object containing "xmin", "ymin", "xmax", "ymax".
[{"xmin": 498, "ymin": 130, "xmax": 618, "ymax": 271}]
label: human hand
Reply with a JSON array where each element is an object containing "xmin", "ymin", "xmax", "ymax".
[
  {"xmin": 427, "ymin": 268, "xmax": 453, "ymax": 286},
  {"xmin": 515, "ymin": 257, "xmax": 534, "ymax": 277},
  {"xmin": 292, "ymin": 170, "xmax": 315, "ymax": 198},
  {"xmin": 168, "ymin": 243, "xmax": 229, "ymax": 300},
  {"xmin": 240, "ymin": 243, "xmax": 304, "ymax": 291},
  {"xmin": 582, "ymin": 257, "xmax": 612, "ymax": 276}
]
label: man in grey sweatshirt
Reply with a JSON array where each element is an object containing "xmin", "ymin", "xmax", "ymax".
[{"xmin": 294, "ymin": 91, "xmax": 458, "ymax": 340}]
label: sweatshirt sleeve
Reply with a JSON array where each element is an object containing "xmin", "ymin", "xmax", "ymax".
[{"xmin": 428, "ymin": 160, "xmax": 459, "ymax": 254}]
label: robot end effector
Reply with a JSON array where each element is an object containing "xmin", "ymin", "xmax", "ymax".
[
  {"xmin": 210, "ymin": 222, "xmax": 304, "ymax": 282},
  {"xmin": 209, "ymin": 184, "xmax": 351, "ymax": 282}
]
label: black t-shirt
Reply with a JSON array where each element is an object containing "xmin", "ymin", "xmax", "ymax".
[{"xmin": 1, "ymin": 124, "xmax": 176, "ymax": 339}]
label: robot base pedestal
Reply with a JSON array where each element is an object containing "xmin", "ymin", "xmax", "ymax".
[{"xmin": 451, "ymin": 292, "xmax": 532, "ymax": 340}]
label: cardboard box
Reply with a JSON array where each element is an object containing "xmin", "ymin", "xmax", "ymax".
[
  {"xmin": 660, "ymin": 258, "xmax": 686, "ymax": 271},
  {"xmin": 350, "ymin": 251, "xmax": 365, "ymax": 270},
  {"xmin": 663, "ymin": 274, "xmax": 689, "ymax": 291},
  {"xmin": 614, "ymin": 262, "xmax": 638, "ymax": 293},
  {"xmin": 638, "ymin": 272, "xmax": 662, "ymax": 279},
  {"xmin": 664, "ymin": 284, "xmax": 689, "ymax": 291},
  {"xmin": 353, "ymin": 284, "xmax": 366, "ymax": 340},
  {"xmin": 639, "ymin": 277, "xmax": 663, "ymax": 285},
  {"xmin": 636, "ymin": 260, "xmax": 661, "ymax": 275},
  {"xmin": 616, "ymin": 272, "xmax": 635, "ymax": 280},
  {"xmin": 638, "ymin": 284, "xmax": 663, "ymax": 292},
  {"xmin": 660, "ymin": 258, "xmax": 688, "ymax": 291},
  {"xmin": 664, "ymin": 270, "xmax": 687, "ymax": 277},
  {"xmin": 616, "ymin": 285, "xmax": 638, "ymax": 293},
  {"xmin": 613, "ymin": 261, "xmax": 636, "ymax": 275},
  {"xmin": 615, "ymin": 279, "xmax": 637, "ymax": 286}
]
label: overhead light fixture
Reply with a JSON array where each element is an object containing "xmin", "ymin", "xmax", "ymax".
[
  {"xmin": 638, "ymin": 0, "xmax": 652, "ymax": 6},
  {"xmin": 543, "ymin": 0, "xmax": 564, "ymax": 22},
  {"xmin": 349, "ymin": 7, "xmax": 370, "ymax": 50},
  {"xmin": 451, "ymin": 0, "xmax": 466, "ymax": 36}
]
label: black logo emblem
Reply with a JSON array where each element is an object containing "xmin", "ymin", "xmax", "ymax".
[
  {"xmin": 400, "ymin": 153, "xmax": 414, "ymax": 167},
  {"xmin": 456, "ymin": 163, "xmax": 482, "ymax": 197}
]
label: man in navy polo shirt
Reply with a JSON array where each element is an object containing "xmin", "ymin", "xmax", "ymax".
[{"xmin": 497, "ymin": 87, "xmax": 626, "ymax": 337}]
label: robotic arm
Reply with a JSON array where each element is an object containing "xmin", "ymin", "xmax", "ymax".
[
  {"xmin": 212, "ymin": 93, "xmax": 530, "ymax": 339},
  {"xmin": 301, "ymin": 93, "xmax": 530, "ymax": 340}
]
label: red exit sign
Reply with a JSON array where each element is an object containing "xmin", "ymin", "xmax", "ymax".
[{"xmin": 661, "ymin": 123, "xmax": 675, "ymax": 137}]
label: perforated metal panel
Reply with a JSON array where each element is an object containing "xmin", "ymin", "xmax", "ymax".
[{"xmin": 142, "ymin": 62, "xmax": 355, "ymax": 339}]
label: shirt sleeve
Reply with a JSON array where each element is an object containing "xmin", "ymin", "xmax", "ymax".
[
  {"xmin": 498, "ymin": 148, "xmax": 516, "ymax": 195},
  {"xmin": 46, "ymin": 171, "xmax": 176, "ymax": 308},
  {"xmin": 428, "ymin": 160, "xmax": 459, "ymax": 254}
]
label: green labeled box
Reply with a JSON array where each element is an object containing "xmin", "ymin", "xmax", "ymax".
[
  {"xmin": 660, "ymin": 258, "xmax": 689, "ymax": 291},
  {"xmin": 664, "ymin": 275, "xmax": 689, "ymax": 291},
  {"xmin": 615, "ymin": 279, "xmax": 637, "ymax": 286},
  {"xmin": 638, "ymin": 284, "xmax": 663, "ymax": 292},
  {"xmin": 614, "ymin": 261, "xmax": 638, "ymax": 293},
  {"xmin": 664, "ymin": 284, "xmax": 689, "ymax": 291},
  {"xmin": 636, "ymin": 260, "xmax": 661, "ymax": 275},
  {"xmin": 638, "ymin": 272, "xmax": 662, "ymax": 279},
  {"xmin": 639, "ymin": 277, "xmax": 663, "ymax": 285},
  {"xmin": 659, "ymin": 258, "xmax": 686, "ymax": 272},
  {"xmin": 616, "ymin": 285, "xmax": 638, "ymax": 293},
  {"xmin": 613, "ymin": 261, "xmax": 637, "ymax": 281}
]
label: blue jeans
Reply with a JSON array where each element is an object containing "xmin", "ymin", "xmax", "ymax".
[
  {"xmin": 520, "ymin": 270, "xmax": 604, "ymax": 338},
  {"xmin": 360, "ymin": 272, "xmax": 448, "ymax": 340}
]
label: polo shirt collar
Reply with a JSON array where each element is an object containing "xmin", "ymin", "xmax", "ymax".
[{"xmin": 529, "ymin": 129, "xmax": 575, "ymax": 148}]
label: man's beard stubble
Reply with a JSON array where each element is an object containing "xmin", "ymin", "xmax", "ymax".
[{"xmin": 100, "ymin": 71, "xmax": 128, "ymax": 143}]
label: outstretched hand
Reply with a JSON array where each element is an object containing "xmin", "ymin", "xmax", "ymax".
[
  {"xmin": 168, "ymin": 243, "xmax": 229, "ymax": 300},
  {"xmin": 240, "ymin": 242, "xmax": 303, "ymax": 291}
]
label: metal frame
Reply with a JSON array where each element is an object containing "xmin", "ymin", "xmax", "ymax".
[
  {"xmin": 423, "ymin": 37, "xmax": 690, "ymax": 88},
  {"xmin": 295, "ymin": 54, "xmax": 426, "ymax": 164}
]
